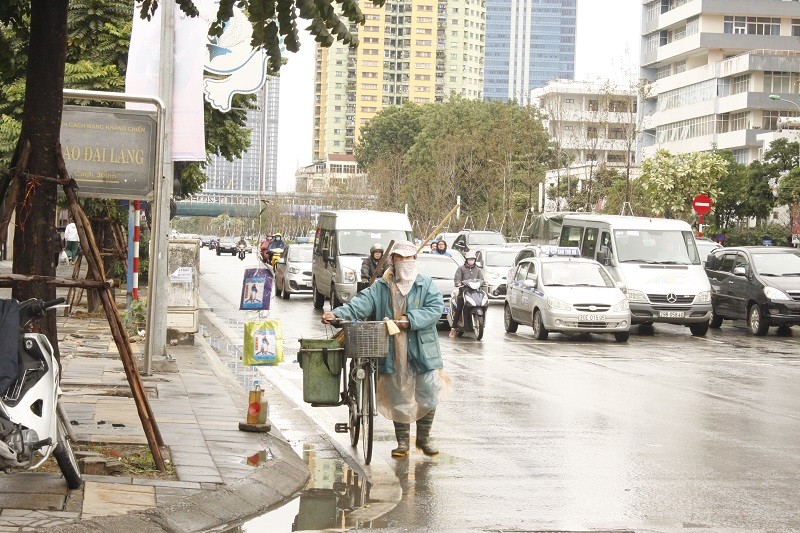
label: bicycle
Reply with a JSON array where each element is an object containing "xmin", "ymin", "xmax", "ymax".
[{"xmin": 328, "ymin": 319, "xmax": 393, "ymax": 465}]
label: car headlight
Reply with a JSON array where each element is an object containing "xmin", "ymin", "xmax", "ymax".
[
  {"xmin": 288, "ymin": 266, "xmax": 301, "ymax": 274},
  {"xmin": 611, "ymin": 299, "xmax": 629, "ymax": 311},
  {"xmin": 764, "ymin": 286, "xmax": 790, "ymax": 301},
  {"xmin": 546, "ymin": 296, "xmax": 571, "ymax": 310},
  {"xmin": 343, "ymin": 268, "xmax": 356, "ymax": 284},
  {"xmin": 625, "ymin": 289, "xmax": 647, "ymax": 302},
  {"xmin": 693, "ymin": 290, "xmax": 711, "ymax": 304}
]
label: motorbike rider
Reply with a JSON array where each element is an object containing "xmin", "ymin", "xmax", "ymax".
[
  {"xmin": 450, "ymin": 250, "xmax": 483, "ymax": 338},
  {"xmin": 361, "ymin": 243, "xmax": 385, "ymax": 283},
  {"xmin": 237, "ymin": 236, "xmax": 248, "ymax": 249},
  {"xmin": 267, "ymin": 233, "xmax": 285, "ymax": 264},
  {"xmin": 433, "ymin": 240, "xmax": 451, "ymax": 256},
  {"xmin": 259, "ymin": 233, "xmax": 273, "ymax": 263}
]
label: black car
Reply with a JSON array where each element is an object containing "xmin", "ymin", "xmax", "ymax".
[{"xmin": 705, "ymin": 246, "xmax": 800, "ymax": 335}]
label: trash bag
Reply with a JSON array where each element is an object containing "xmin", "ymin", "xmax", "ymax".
[{"xmin": 0, "ymin": 300, "xmax": 20, "ymax": 397}]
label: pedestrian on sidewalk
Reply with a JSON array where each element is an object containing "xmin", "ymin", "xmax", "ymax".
[
  {"xmin": 52, "ymin": 225, "xmax": 64, "ymax": 266},
  {"xmin": 64, "ymin": 219, "xmax": 79, "ymax": 264},
  {"xmin": 322, "ymin": 240, "xmax": 448, "ymax": 457}
]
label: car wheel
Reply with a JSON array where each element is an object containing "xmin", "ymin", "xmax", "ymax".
[
  {"xmin": 689, "ymin": 321, "xmax": 709, "ymax": 337},
  {"xmin": 614, "ymin": 331, "xmax": 629, "ymax": 342},
  {"xmin": 313, "ymin": 281, "xmax": 325, "ymax": 310},
  {"xmin": 747, "ymin": 304, "xmax": 769, "ymax": 336},
  {"xmin": 282, "ymin": 283, "xmax": 291, "ymax": 300},
  {"xmin": 504, "ymin": 303, "xmax": 518, "ymax": 333},
  {"xmin": 532, "ymin": 309, "xmax": 548, "ymax": 340},
  {"xmin": 709, "ymin": 309, "xmax": 723, "ymax": 328}
]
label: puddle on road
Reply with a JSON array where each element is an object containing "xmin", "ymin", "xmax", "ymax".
[{"xmin": 201, "ymin": 324, "xmax": 375, "ymax": 532}]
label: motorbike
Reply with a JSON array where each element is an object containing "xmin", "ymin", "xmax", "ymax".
[
  {"xmin": 237, "ymin": 243, "xmax": 247, "ymax": 261},
  {"xmin": 0, "ymin": 298, "xmax": 82, "ymax": 489},
  {"xmin": 448, "ymin": 279, "xmax": 489, "ymax": 340},
  {"xmin": 267, "ymin": 247, "xmax": 284, "ymax": 269}
]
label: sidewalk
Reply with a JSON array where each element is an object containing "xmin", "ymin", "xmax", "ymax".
[{"xmin": 0, "ymin": 260, "xmax": 309, "ymax": 532}]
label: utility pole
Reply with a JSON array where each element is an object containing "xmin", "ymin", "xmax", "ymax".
[{"xmin": 145, "ymin": 0, "xmax": 174, "ymax": 371}]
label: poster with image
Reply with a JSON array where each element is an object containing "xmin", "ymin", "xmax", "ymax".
[
  {"xmin": 239, "ymin": 267, "xmax": 273, "ymax": 311},
  {"xmin": 243, "ymin": 319, "xmax": 283, "ymax": 366}
]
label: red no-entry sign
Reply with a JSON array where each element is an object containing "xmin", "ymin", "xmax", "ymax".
[{"xmin": 692, "ymin": 194, "xmax": 712, "ymax": 216}]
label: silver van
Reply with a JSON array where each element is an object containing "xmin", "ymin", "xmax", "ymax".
[
  {"xmin": 558, "ymin": 214, "xmax": 712, "ymax": 336},
  {"xmin": 312, "ymin": 210, "xmax": 413, "ymax": 309}
]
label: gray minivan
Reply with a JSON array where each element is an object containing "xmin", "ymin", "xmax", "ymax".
[{"xmin": 312, "ymin": 210, "xmax": 413, "ymax": 309}]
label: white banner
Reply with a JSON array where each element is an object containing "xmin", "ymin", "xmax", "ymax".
[{"xmin": 125, "ymin": 2, "xmax": 208, "ymax": 161}]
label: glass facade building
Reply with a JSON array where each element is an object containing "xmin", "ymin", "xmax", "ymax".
[
  {"xmin": 483, "ymin": 0, "xmax": 576, "ymax": 104},
  {"xmin": 203, "ymin": 78, "xmax": 280, "ymax": 197}
]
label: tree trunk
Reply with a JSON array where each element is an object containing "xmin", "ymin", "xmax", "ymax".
[{"xmin": 11, "ymin": 0, "xmax": 69, "ymax": 358}]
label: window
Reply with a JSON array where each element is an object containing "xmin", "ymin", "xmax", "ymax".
[
  {"xmin": 608, "ymin": 100, "xmax": 628, "ymax": 113},
  {"xmin": 565, "ymin": 98, "xmax": 574, "ymax": 104},
  {"xmin": 793, "ymin": 19, "xmax": 800, "ymax": 37},
  {"xmin": 608, "ymin": 127, "xmax": 626, "ymax": 140},
  {"xmin": 587, "ymin": 126, "xmax": 598, "ymax": 139},
  {"xmin": 764, "ymin": 71, "xmax": 796, "ymax": 94},
  {"xmin": 724, "ymin": 16, "xmax": 780, "ymax": 36},
  {"xmin": 731, "ymin": 74, "xmax": 750, "ymax": 94},
  {"xmin": 588, "ymin": 99, "xmax": 599, "ymax": 111},
  {"xmin": 581, "ymin": 228, "xmax": 598, "ymax": 259}
]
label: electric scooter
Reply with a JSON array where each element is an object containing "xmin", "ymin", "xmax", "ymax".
[
  {"xmin": 0, "ymin": 298, "xmax": 82, "ymax": 488},
  {"xmin": 448, "ymin": 279, "xmax": 489, "ymax": 340}
]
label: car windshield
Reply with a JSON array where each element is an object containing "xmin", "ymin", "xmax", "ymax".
[
  {"xmin": 752, "ymin": 251, "xmax": 800, "ymax": 276},
  {"xmin": 336, "ymin": 230, "xmax": 411, "ymax": 255},
  {"xmin": 288, "ymin": 247, "xmax": 313, "ymax": 262},
  {"xmin": 468, "ymin": 233, "xmax": 506, "ymax": 246},
  {"xmin": 416, "ymin": 256, "xmax": 459, "ymax": 279},
  {"xmin": 541, "ymin": 262, "xmax": 615, "ymax": 287},
  {"xmin": 614, "ymin": 229, "xmax": 700, "ymax": 265},
  {"xmin": 483, "ymin": 250, "xmax": 518, "ymax": 267}
]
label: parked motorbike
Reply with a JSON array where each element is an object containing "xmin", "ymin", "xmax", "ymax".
[
  {"xmin": 237, "ymin": 243, "xmax": 247, "ymax": 261},
  {"xmin": 448, "ymin": 279, "xmax": 489, "ymax": 340},
  {"xmin": 0, "ymin": 298, "xmax": 82, "ymax": 489}
]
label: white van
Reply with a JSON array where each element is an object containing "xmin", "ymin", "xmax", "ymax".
[
  {"xmin": 312, "ymin": 210, "xmax": 413, "ymax": 309},
  {"xmin": 558, "ymin": 214, "xmax": 712, "ymax": 336}
]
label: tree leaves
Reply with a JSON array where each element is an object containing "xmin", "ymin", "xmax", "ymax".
[{"xmin": 182, "ymin": 0, "xmax": 384, "ymax": 75}]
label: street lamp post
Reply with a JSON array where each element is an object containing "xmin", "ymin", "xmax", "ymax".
[{"xmin": 769, "ymin": 94, "xmax": 800, "ymax": 245}]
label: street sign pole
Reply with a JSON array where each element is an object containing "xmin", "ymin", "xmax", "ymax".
[{"xmin": 692, "ymin": 194, "xmax": 713, "ymax": 239}]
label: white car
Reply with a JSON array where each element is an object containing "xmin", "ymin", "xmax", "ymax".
[
  {"xmin": 414, "ymin": 253, "xmax": 460, "ymax": 327},
  {"xmin": 275, "ymin": 244, "xmax": 313, "ymax": 298},
  {"xmin": 474, "ymin": 247, "xmax": 519, "ymax": 298},
  {"xmin": 504, "ymin": 250, "xmax": 631, "ymax": 342}
]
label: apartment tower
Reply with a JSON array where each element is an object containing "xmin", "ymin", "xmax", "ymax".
[
  {"xmin": 313, "ymin": 0, "xmax": 486, "ymax": 160},
  {"xmin": 483, "ymin": 0, "xmax": 576, "ymax": 104},
  {"xmin": 640, "ymin": 0, "xmax": 800, "ymax": 163}
]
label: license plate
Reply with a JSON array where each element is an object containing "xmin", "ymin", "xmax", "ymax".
[
  {"xmin": 659, "ymin": 311, "xmax": 684, "ymax": 318},
  {"xmin": 578, "ymin": 313, "xmax": 604, "ymax": 321}
]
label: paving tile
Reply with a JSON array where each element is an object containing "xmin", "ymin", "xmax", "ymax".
[
  {"xmin": 81, "ymin": 481, "xmax": 155, "ymax": 519},
  {"xmin": 0, "ymin": 493, "xmax": 65, "ymax": 511}
]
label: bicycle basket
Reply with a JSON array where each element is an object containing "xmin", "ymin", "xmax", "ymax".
[{"xmin": 342, "ymin": 321, "xmax": 389, "ymax": 358}]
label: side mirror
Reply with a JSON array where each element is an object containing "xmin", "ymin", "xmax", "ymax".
[
  {"xmin": 733, "ymin": 266, "xmax": 747, "ymax": 276},
  {"xmin": 322, "ymin": 248, "xmax": 331, "ymax": 262},
  {"xmin": 277, "ymin": 257, "xmax": 286, "ymax": 264},
  {"xmin": 523, "ymin": 278, "xmax": 537, "ymax": 288},
  {"xmin": 476, "ymin": 261, "xmax": 483, "ymax": 268}
]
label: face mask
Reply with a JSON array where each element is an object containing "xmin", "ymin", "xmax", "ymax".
[{"xmin": 394, "ymin": 260, "xmax": 417, "ymax": 281}]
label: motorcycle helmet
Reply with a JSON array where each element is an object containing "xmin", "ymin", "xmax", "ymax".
[
  {"xmin": 464, "ymin": 251, "xmax": 476, "ymax": 260},
  {"xmin": 370, "ymin": 243, "xmax": 384, "ymax": 253},
  {"xmin": 274, "ymin": 232, "xmax": 282, "ymax": 239}
]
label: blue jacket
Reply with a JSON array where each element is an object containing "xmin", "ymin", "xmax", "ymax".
[{"xmin": 332, "ymin": 274, "xmax": 443, "ymax": 374}]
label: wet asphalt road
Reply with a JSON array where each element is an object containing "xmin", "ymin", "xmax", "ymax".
[{"xmin": 200, "ymin": 250, "xmax": 800, "ymax": 532}]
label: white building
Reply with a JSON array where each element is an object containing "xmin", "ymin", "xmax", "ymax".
[
  {"xmin": 294, "ymin": 154, "xmax": 367, "ymax": 194},
  {"xmin": 639, "ymin": 0, "xmax": 800, "ymax": 164},
  {"xmin": 532, "ymin": 79, "xmax": 639, "ymax": 211}
]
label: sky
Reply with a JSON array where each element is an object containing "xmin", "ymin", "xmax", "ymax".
[{"xmin": 274, "ymin": 0, "xmax": 642, "ymax": 192}]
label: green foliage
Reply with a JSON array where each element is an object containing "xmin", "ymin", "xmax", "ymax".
[
  {"xmin": 121, "ymin": 297, "xmax": 148, "ymax": 337},
  {"xmin": 720, "ymin": 223, "xmax": 791, "ymax": 247},
  {"xmin": 135, "ymin": 0, "xmax": 386, "ymax": 75},
  {"xmin": 639, "ymin": 149, "xmax": 729, "ymax": 219}
]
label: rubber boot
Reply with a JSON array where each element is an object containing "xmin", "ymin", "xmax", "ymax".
[
  {"xmin": 391, "ymin": 422, "xmax": 410, "ymax": 457},
  {"xmin": 415, "ymin": 409, "xmax": 439, "ymax": 456}
]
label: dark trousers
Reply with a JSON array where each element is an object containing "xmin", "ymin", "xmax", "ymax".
[{"xmin": 451, "ymin": 289, "xmax": 465, "ymax": 327}]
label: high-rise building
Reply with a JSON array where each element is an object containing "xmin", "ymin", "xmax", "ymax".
[
  {"xmin": 313, "ymin": 0, "xmax": 486, "ymax": 161},
  {"xmin": 483, "ymin": 0, "xmax": 576, "ymax": 104},
  {"xmin": 202, "ymin": 79, "xmax": 280, "ymax": 201},
  {"xmin": 639, "ymin": 0, "xmax": 800, "ymax": 164}
]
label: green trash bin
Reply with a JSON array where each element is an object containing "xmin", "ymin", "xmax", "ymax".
[{"xmin": 298, "ymin": 338, "xmax": 344, "ymax": 405}]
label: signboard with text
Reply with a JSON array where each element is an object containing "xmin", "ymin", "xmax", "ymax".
[{"xmin": 59, "ymin": 105, "xmax": 157, "ymax": 200}]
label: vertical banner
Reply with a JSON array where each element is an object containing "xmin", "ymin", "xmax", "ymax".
[
  {"xmin": 240, "ymin": 267, "xmax": 273, "ymax": 311},
  {"xmin": 125, "ymin": 2, "xmax": 208, "ymax": 160}
]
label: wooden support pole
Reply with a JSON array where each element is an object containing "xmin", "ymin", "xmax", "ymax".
[{"xmin": 56, "ymin": 148, "xmax": 166, "ymax": 471}]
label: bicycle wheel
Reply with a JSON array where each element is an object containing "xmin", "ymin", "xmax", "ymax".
[
  {"xmin": 360, "ymin": 363, "xmax": 374, "ymax": 465},
  {"xmin": 347, "ymin": 365, "xmax": 360, "ymax": 447}
]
